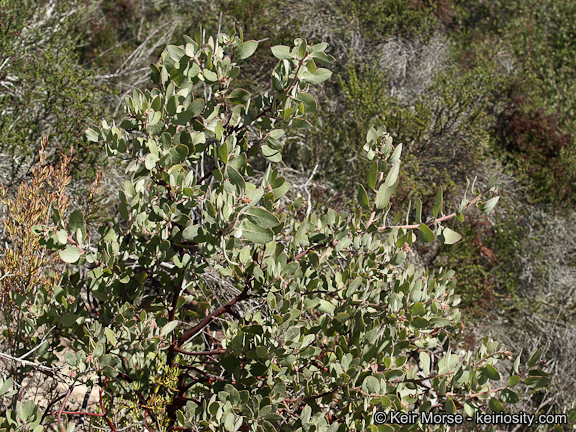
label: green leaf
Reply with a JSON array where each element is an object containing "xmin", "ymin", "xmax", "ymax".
[
  {"xmin": 389, "ymin": 251, "xmax": 406, "ymax": 265},
  {"xmin": 293, "ymin": 118, "xmax": 312, "ymax": 129},
  {"xmin": 417, "ymin": 224, "xmax": 435, "ymax": 243},
  {"xmin": 478, "ymin": 196, "xmax": 500, "ymax": 213},
  {"xmin": 487, "ymin": 172, "xmax": 500, "ymax": 191},
  {"xmin": 182, "ymin": 225, "xmax": 203, "ymax": 242},
  {"xmin": 356, "ymin": 184, "xmax": 369, "ymax": 210},
  {"xmin": 161, "ymin": 144, "xmax": 189, "ymax": 167},
  {"xmin": 242, "ymin": 221, "xmax": 273, "ymax": 244},
  {"xmin": 389, "ymin": 143, "xmax": 402, "ymax": 165},
  {"xmin": 512, "ymin": 351, "xmax": 522, "ymax": 374},
  {"xmin": 375, "ymin": 184, "xmax": 390, "ymax": 210},
  {"xmin": 528, "ymin": 349, "xmax": 541, "ymax": 367},
  {"xmin": 60, "ymin": 313, "xmax": 77, "ymax": 327},
  {"xmin": 439, "ymin": 227, "xmax": 462, "ymax": 245},
  {"xmin": 366, "ymin": 127, "xmax": 377, "ymax": 144},
  {"xmin": 85, "ymin": 128, "xmax": 99, "ymax": 142},
  {"xmin": 267, "ymin": 136, "xmax": 283, "ymax": 151},
  {"xmin": 385, "ymin": 161, "xmax": 400, "ymax": 187},
  {"xmin": 318, "ymin": 299, "xmax": 336, "ymax": 315},
  {"xmin": 0, "ymin": 378, "xmax": 13, "ymax": 396},
  {"xmin": 226, "ymin": 166, "xmax": 246, "ymax": 194},
  {"xmin": 433, "ymin": 187, "xmax": 443, "ymax": 219},
  {"xmin": 173, "ymin": 99, "xmax": 204, "ymax": 125},
  {"xmin": 363, "ymin": 376, "xmax": 380, "ymax": 394},
  {"xmin": 509, "ymin": 375, "xmax": 520, "ymax": 387},
  {"xmin": 161, "ymin": 320, "xmax": 179, "ymax": 336},
  {"xmin": 412, "ymin": 317, "xmax": 430, "ymax": 328},
  {"xmin": 524, "ymin": 375, "xmax": 550, "ymax": 388},
  {"xmin": 228, "ymin": 88, "xmax": 251, "ymax": 106},
  {"xmin": 300, "ymin": 68, "xmax": 332, "ymax": 84},
  {"xmin": 235, "ymin": 40, "xmax": 258, "ymax": 59},
  {"xmin": 65, "ymin": 352, "xmax": 77, "ymax": 366},
  {"xmin": 310, "ymin": 51, "xmax": 334, "ymax": 64},
  {"xmin": 489, "ymin": 398, "xmax": 505, "ymax": 413},
  {"xmin": 367, "ymin": 161, "xmax": 378, "ymax": 191},
  {"xmin": 411, "ymin": 303, "xmax": 426, "ymax": 316},
  {"xmin": 271, "ymin": 45, "xmax": 294, "ymax": 60},
  {"xmin": 261, "ymin": 145, "xmax": 282, "ymax": 162},
  {"xmin": 464, "ymin": 402, "xmax": 476, "ymax": 418},
  {"xmin": 414, "ymin": 199, "xmax": 422, "ymax": 224},
  {"xmin": 445, "ymin": 396, "xmax": 456, "ymax": 414},
  {"xmin": 244, "ymin": 207, "xmax": 280, "ymax": 228},
  {"xmin": 104, "ymin": 328, "xmax": 117, "ymax": 347},
  {"xmin": 59, "ymin": 247, "xmax": 81, "ymax": 263},
  {"xmin": 218, "ymin": 143, "xmax": 229, "ymax": 163},
  {"xmin": 420, "ymin": 352, "xmax": 430, "ymax": 375},
  {"xmin": 167, "ymin": 45, "xmax": 185, "ymax": 61},
  {"xmin": 295, "ymin": 92, "xmax": 317, "ymax": 113},
  {"xmin": 501, "ymin": 389, "xmax": 519, "ymax": 403},
  {"xmin": 485, "ymin": 364, "xmax": 501, "ymax": 381}
]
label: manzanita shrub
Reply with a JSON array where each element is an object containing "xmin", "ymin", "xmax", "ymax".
[{"xmin": 5, "ymin": 29, "xmax": 554, "ymax": 431}]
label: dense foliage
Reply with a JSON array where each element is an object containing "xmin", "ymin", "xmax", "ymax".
[
  {"xmin": 0, "ymin": 28, "xmax": 556, "ymax": 432},
  {"xmin": 1, "ymin": 0, "xmax": 576, "ymax": 431}
]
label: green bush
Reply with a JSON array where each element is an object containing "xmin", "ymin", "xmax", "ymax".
[{"xmin": 2, "ymin": 29, "xmax": 562, "ymax": 432}]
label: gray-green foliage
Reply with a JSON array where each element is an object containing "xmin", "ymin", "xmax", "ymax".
[{"xmin": 18, "ymin": 30, "xmax": 556, "ymax": 431}]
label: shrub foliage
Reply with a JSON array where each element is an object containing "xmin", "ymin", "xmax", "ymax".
[{"xmin": 0, "ymin": 30, "xmax": 557, "ymax": 431}]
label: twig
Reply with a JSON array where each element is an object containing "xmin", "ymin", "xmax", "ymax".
[{"xmin": 304, "ymin": 164, "xmax": 319, "ymax": 216}]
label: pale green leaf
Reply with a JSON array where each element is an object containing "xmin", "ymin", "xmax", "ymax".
[
  {"xmin": 235, "ymin": 40, "xmax": 258, "ymax": 59},
  {"xmin": 300, "ymin": 68, "xmax": 332, "ymax": 84},
  {"xmin": 242, "ymin": 221, "xmax": 273, "ymax": 244},
  {"xmin": 85, "ymin": 128, "xmax": 99, "ymax": 142},
  {"xmin": 385, "ymin": 161, "xmax": 400, "ymax": 187},
  {"xmin": 104, "ymin": 327, "xmax": 117, "ymax": 347},
  {"xmin": 439, "ymin": 227, "xmax": 462, "ymax": 245},
  {"xmin": 375, "ymin": 184, "xmax": 390, "ymax": 210},
  {"xmin": 420, "ymin": 352, "xmax": 430, "ymax": 375},
  {"xmin": 161, "ymin": 320, "xmax": 179, "ymax": 336},
  {"xmin": 271, "ymin": 45, "xmax": 294, "ymax": 60},
  {"xmin": 487, "ymin": 172, "xmax": 500, "ymax": 191},
  {"xmin": 479, "ymin": 196, "xmax": 500, "ymax": 213},
  {"xmin": 59, "ymin": 247, "xmax": 81, "ymax": 263},
  {"xmin": 261, "ymin": 144, "xmax": 282, "ymax": 162},
  {"xmin": 244, "ymin": 207, "xmax": 280, "ymax": 229}
]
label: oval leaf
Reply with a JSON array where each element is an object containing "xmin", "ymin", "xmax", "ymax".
[
  {"xmin": 485, "ymin": 364, "xmax": 501, "ymax": 381},
  {"xmin": 479, "ymin": 196, "xmax": 500, "ymax": 213},
  {"xmin": 440, "ymin": 227, "xmax": 462, "ymax": 245},
  {"xmin": 417, "ymin": 224, "xmax": 435, "ymax": 243},
  {"xmin": 356, "ymin": 184, "xmax": 369, "ymax": 210},
  {"xmin": 375, "ymin": 184, "xmax": 390, "ymax": 210},
  {"xmin": 235, "ymin": 40, "xmax": 258, "ymax": 59},
  {"xmin": 295, "ymin": 92, "xmax": 317, "ymax": 113},
  {"xmin": 244, "ymin": 207, "xmax": 280, "ymax": 229},
  {"xmin": 60, "ymin": 247, "xmax": 81, "ymax": 263},
  {"xmin": 242, "ymin": 221, "xmax": 273, "ymax": 244},
  {"xmin": 271, "ymin": 45, "xmax": 294, "ymax": 60},
  {"xmin": 489, "ymin": 397, "xmax": 505, "ymax": 413},
  {"xmin": 161, "ymin": 320, "xmax": 179, "ymax": 336}
]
